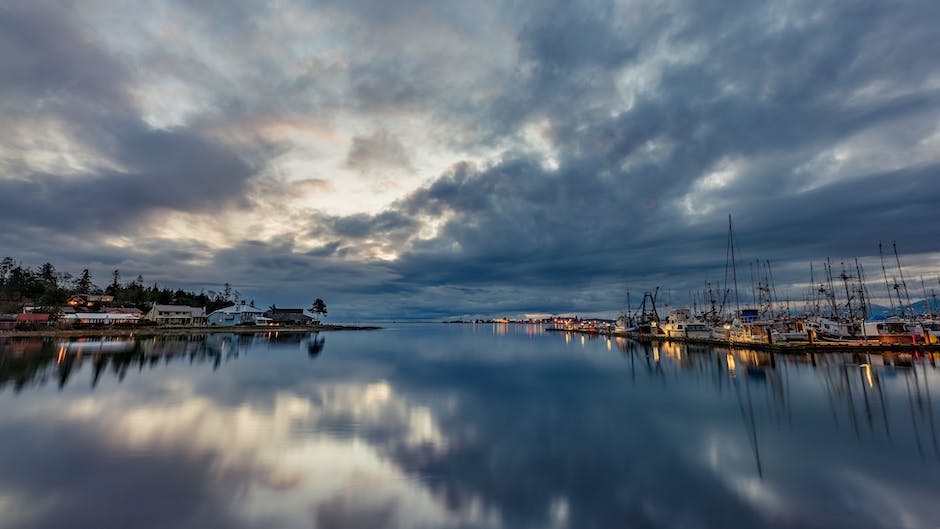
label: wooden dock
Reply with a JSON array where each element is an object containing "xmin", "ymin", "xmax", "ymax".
[{"xmin": 546, "ymin": 327, "xmax": 940, "ymax": 353}]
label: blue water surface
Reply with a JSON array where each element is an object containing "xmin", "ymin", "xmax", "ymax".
[{"xmin": 1, "ymin": 323, "xmax": 938, "ymax": 529}]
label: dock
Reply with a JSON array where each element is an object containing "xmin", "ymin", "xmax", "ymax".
[{"xmin": 546, "ymin": 327, "xmax": 940, "ymax": 353}]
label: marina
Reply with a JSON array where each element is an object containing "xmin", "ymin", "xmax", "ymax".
[{"xmin": 547, "ymin": 218, "xmax": 940, "ymax": 353}]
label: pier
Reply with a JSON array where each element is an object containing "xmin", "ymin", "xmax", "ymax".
[{"xmin": 547, "ymin": 326, "xmax": 940, "ymax": 353}]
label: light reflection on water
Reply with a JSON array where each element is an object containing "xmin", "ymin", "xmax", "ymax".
[{"xmin": 1, "ymin": 324, "xmax": 939, "ymax": 529}]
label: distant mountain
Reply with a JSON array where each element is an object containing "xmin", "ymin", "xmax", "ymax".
[{"xmin": 868, "ymin": 299, "xmax": 936, "ymax": 319}]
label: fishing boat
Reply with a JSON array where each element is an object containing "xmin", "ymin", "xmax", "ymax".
[
  {"xmin": 661, "ymin": 308, "xmax": 712, "ymax": 339},
  {"xmin": 804, "ymin": 316, "xmax": 866, "ymax": 342},
  {"xmin": 863, "ymin": 317, "xmax": 918, "ymax": 345}
]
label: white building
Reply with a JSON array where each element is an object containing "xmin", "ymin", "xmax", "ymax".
[
  {"xmin": 207, "ymin": 304, "xmax": 269, "ymax": 327},
  {"xmin": 146, "ymin": 304, "xmax": 207, "ymax": 326}
]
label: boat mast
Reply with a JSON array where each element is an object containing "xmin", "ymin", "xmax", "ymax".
[
  {"xmin": 729, "ymin": 215, "xmax": 741, "ymax": 317},
  {"xmin": 825, "ymin": 258, "xmax": 839, "ymax": 318},
  {"xmin": 839, "ymin": 262, "xmax": 851, "ymax": 317},
  {"xmin": 856, "ymin": 259, "xmax": 871, "ymax": 319},
  {"xmin": 810, "ymin": 262, "xmax": 819, "ymax": 317},
  {"xmin": 921, "ymin": 277, "xmax": 933, "ymax": 318},
  {"xmin": 893, "ymin": 242, "xmax": 913, "ymax": 314},
  {"xmin": 767, "ymin": 260, "xmax": 779, "ymax": 318},
  {"xmin": 878, "ymin": 242, "xmax": 896, "ymax": 316}
]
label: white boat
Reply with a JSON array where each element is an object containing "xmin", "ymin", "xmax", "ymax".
[
  {"xmin": 804, "ymin": 316, "xmax": 866, "ymax": 342},
  {"xmin": 863, "ymin": 317, "xmax": 917, "ymax": 345},
  {"xmin": 661, "ymin": 309, "xmax": 712, "ymax": 339}
]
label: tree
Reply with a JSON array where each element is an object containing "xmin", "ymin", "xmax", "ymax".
[
  {"xmin": 38, "ymin": 263, "xmax": 57, "ymax": 287},
  {"xmin": 107, "ymin": 269, "xmax": 121, "ymax": 295},
  {"xmin": 75, "ymin": 269, "xmax": 93, "ymax": 294},
  {"xmin": 310, "ymin": 298, "xmax": 327, "ymax": 317},
  {"xmin": 0, "ymin": 257, "xmax": 14, "ymax": 287}
]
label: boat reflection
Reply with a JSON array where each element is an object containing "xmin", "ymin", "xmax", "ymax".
[{"xmin": 611, "ymin": 336, "xmax": 940, "ymax": 468}]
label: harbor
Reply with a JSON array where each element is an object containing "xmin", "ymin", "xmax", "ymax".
[
  {"xmin": 543, "ymin": 217, "xmax": 940, "ymax": 354},
  {"xmin": 547, "ymin": 325, "xmax": 940, "ymax": 353}
]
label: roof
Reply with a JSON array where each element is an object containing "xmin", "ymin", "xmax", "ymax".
[
  {"xmin": 17, "ymin": 313, "xmax": 50, "ymax": 322},
  {"xmin": 151, "ymin": 305, "xmax": 206, "ymax": 317},
  {"xmin": 209, "ymin": 304, "xmax": 266, "ymax": 316},
  {"xmin": 109, "ymin": 308, "xmax": 144, "ymax": 315},
  {"xmin": 61, "ymin": 313, "xmax": 140, "ymax": 320}
]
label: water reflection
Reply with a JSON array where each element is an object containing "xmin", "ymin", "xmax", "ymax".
[
  {"xmin": 1, "ymin": 326, "xmax": 939, "ymax": 529},
  {"xmin": 604, "ymin": 335, "xmax": 940, "ymax": 464},
  {"xmin": 0, "ymin": 332, "xmax": 326, "ymax": 391}
]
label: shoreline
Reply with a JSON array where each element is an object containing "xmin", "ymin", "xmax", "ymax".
[{"xmin": 0, "ymin": 324, "xmax": 381, "ymax": 339}]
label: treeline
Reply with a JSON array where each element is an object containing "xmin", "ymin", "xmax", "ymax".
[{"xmin": 0, "ymin": 257, "xmax": 240, "ymax": 313}]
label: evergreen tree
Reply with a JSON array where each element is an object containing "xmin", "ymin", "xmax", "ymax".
[
  {"xmin": 107, "ymin": 269, "xmax": 121, "ymax": 295},
  {"xmin": 38, "ymin": 263, "xmax": 57, "ymax": 287},
  {"xmin": 311, "ymin": 298, "xmax": 328, "ymax": 317},
  {"xmin": 75, "ymin": 269, "xmax": 93, "ymax": 294}
]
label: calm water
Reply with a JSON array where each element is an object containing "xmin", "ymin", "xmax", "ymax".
[{"xmin": 1, "ymin": 324, "xmax": 939, "ymax": 529}]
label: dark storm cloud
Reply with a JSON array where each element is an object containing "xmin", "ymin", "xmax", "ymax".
[
  {"xmin": 0, "ymin": 1, "xmax": 258, "ymax": 235},
  {"xmin": 0, "ymin": 127, "xmax": 255, "ymax": 233},
  {"xmin": 3, "ymin": 0, "xmax": 940, "ymax": 318},
  {"xmin": 348, "ymin": 0, "xmax": 940, "ymax": 314},
  {"xmin": 0, "ymin": 2, "xmax": 129, "ymax": 107}
]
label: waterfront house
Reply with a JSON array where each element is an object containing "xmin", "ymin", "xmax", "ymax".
[
  {"xmin": 207, "ymin": 303, "xmax": 269, "ymax": 326},
  {"xmin": 16, "ymin": 313, "xmax": 51, "ymax": 328},
  {"xmin": 264, "ymin": 308, "xmax": 320, "ymax": 325},
  {"xmin": 67, "ymin": 294, "xmax": 114, "ymax": 309},
  {"xmin": 60, "ymin": 312, "xmax": 140, "ymax": 325},
  {"xmin": 145, "ymin": 304, "xmax": 208, "ymax": 326}
]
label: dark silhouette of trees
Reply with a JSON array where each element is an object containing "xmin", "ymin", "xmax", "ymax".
[
  {"xmin": 311, "ymin": 298, "xmax": 327, "ymax": 318},
  {"xmin": 0, "ymin": 257, "xmax": 240, "ymax": 312},
  {"xmin": 74, "ymin": 269, "xmax": 93, "ymax": 294}
]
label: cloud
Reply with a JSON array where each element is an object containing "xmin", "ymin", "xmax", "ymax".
[
  {"xmin": 346, "ymin": 130, "xmax": 413, "ymax": 172},
  {"xmin": 2, "ymin": 0, "xmax": 940, "ymax": 318}
]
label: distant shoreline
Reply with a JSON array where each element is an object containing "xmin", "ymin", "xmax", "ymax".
[{"xmin": 0, "ymin": 324, "xmax": 381, "ymax": 339}]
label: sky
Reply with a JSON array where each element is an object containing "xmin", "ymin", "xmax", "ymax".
[{"xmin": 2, "ymin": 0, "xmax": 940, "ymax": 320}]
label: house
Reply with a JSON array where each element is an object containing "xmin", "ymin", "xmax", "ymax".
[
  {"xmin": 264, "ymin": 308, "xmax": 321, "ymax": 325},
  {"xmin": 207, "ymin": 303, "xmax": 270, "ymax": 327},
  {"xmin": 16, "ymin": 313, "xmax": 51, "ymax": 328},
  {"xmin": 145, "ymin": 304, "xmax": 207, "ymax": 326},
  {"xmin": 67, "ymin": 294, "xmax": 114, "ymax": 309},
  {"xmin": 60, "ymin": 312, "xmax": 140, "ymax": 325}
]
